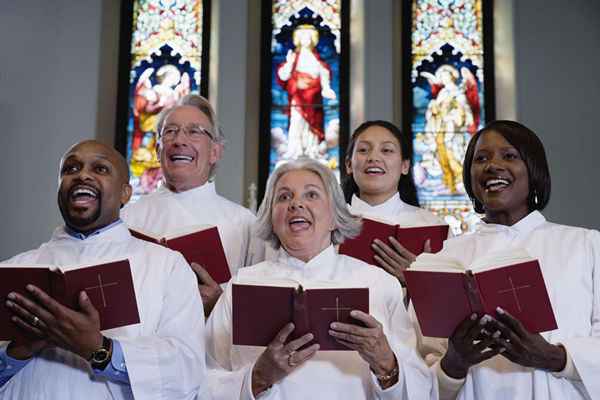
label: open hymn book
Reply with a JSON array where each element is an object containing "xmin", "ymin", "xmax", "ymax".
[
  {"xmin": 404, "ymin": 249, "xmax": 557, "ymax": 338},
  {"xmin": 129, "ymin": 225, "xmax": 231, "ymax": 284},
  {"xmin": 339, "ymin": 216, "xmax": 449, "ymax": 266},
  {"xmin": 232, "ymin": 278, "xmax": 369, "ymax": 350},
  {"xmin": 0, "ymin": 259, "xmax": 140, "ymax": 341}
]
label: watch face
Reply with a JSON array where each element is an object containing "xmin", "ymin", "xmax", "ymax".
[{"xmin": 92, "ymin": 348, "xmax": 110, "ymax": 364}]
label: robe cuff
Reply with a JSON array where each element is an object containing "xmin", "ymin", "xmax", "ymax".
[
  {"xmin": 551, "ymin": 343, "xmax": 581, "ymax": 381},
  {"xmin": 433, "ymin": 359, "xmax": 465, "ymax": 400},
  {"xmin": 0, "ymin": 346, "xmax": 31, "ymax": 386},
  {"xmin": 242, "ymin": 363, "xmax": 279, "ymax": 400}
]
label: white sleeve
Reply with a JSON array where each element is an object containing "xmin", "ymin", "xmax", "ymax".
[
  {"xmin": 371, "ymin": 275, "xmax": 436, "ymax": 400},
  {"xmin": 120, "ymin": 253, "xmax": 207, "ymax": 400},
  {"xmin": 559, "ymin": 229, "xmax": 600, "ymax": 398}
]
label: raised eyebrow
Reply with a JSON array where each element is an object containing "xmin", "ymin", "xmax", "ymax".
[{"xmin": 304, "ymin": 184, "xmax": 324, "ymax": 191}]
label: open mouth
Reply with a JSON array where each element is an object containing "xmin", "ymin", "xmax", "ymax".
[
  {"xmin": 364, "ymin": 167, "xmax": 385, "ymax": 175},
  {"xmin": 288, "ymin": 216, "xmax": 312, "ymax": 232},
  {"xmin": 484, "ymin": 177, "xmax": 511, "ymax": 192},
  {"xmin": 169, "ymin": 154, "xmax": 194, "ymax": 164},
  {"xmin": 69, "ymin": 185, "xmax": 99, "ymax": 206}
]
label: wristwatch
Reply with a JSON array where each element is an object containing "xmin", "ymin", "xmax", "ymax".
[{"xmin": 88, "ymin": 336, "xmax": 113, "ymax": 371}]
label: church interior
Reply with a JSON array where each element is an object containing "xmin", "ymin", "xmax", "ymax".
[{"xmin": 1, "ymin": 0, "xmax": 599, "ymax": 259}]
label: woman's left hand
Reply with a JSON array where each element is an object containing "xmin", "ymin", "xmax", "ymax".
[
  {"xmin": 329, "ymin": 310, "xmax": 398, "ymax": 387},
  {"xmin": 488, "ymin": 307, "xmax": 566, "ymax": 372},
  {"xmin": 372, "ymin": 238, "xmax": 431, "ymax": 285}
]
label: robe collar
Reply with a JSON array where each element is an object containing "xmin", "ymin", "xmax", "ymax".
[
  {"xmin": 350, "ymin": 193, "xmax": 408, "ymax": 216},
  {"xmin": 52, "ymin": 219, "xmax": 132, "ymax": 244},
  {"xmin": 158, "ymin": 180, "xmax": 216, "ymax": 200},
  {"xmin": 64, "ymin": 219, "xmax": 123, "ymax": 240},
  {"xmin": 277, "ymin": 245, "xmax": 336, "ymax": 272},
  {"xmin": 476, "ymin": 210, "xmax": 546, "ymax": 237}
]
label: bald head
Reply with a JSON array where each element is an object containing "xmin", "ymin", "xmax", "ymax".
[
  {"xmin": 60, "ymin": 140, "xmax": 130, "ymax": 184},
  {"xmin": 58, "ymin": 140, "xmax": 132, "ymax": 234}
]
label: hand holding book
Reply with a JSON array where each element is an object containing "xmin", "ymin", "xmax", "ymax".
[
  {"xmin": 251, "ymin": 322, "xmax": 319, "ymax": 396},
  {"xmin": 6, "ymin": 285, "xmax": 104, "ymax": 360}
]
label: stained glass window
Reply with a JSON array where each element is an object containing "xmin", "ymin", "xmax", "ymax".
[
  {"xmin": 405, "ymin": 0, "xmax": 494, "ymax": 234},
  {"xmin": 117, "ymin": 0, "xmax": 210, "ymax": 200},
  {"xmin": 259, "ymin": 0, "xmax": 349, "ymax": 191}
]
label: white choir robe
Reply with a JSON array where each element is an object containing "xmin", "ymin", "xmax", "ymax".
[
  {"xmin": 205, "ymin": 246, "xmax": 435, "ymax": 400},
  {"xmin": 121, "ymin": 182, "xmax": 265, "ymax": 277},
  {"xmin": 420, "ymin": 211, "xmax": 600, "ymax": 400},
  {"xmin": 349, "ymin": 194, "xmax": 445, "ymax": 228},
  {"xmin": 0, "ymin": 223, "xmax": 207, "ymax": 400}
]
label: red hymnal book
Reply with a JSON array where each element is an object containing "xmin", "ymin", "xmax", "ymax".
[
  {"xmin": 404, "ymin": 250, "xmax": 557, "ymax": 338},
  {"xmin": 0, "ymin": 259, "xmax": 140, "ymax": 341},
  {"xmin": 339, "ymin": 217, "xmax": 449, "ymax": 266},
  {"xmin": 232, "ymin": 281, "xmax": 369, "ymax": 350},
  {"xmin": 130, "ymin": 225, "xmax": 231, "ymax": 284}
]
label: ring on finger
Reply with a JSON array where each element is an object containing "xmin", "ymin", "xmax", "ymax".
[{"xmin": 32, "ymin": 316, "xmax": 40, "ymax": 327}]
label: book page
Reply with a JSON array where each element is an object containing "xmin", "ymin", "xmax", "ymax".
[
  {"xmin": 470, "ymin": 249, "xmax": 534, "ymax": 272},
  {"xmin": 235, "ymin": 276, "xmax": 367, "ymax": 290},
  {"xmin": 409, "ymin": 253, "xmax": 466, "ymax": 272}
]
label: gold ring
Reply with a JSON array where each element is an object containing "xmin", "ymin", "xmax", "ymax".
[{"xmin": 32, "ymin": 316, "xmax": 40, "ymax": 327}]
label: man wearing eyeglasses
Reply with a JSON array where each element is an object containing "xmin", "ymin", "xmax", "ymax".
[{"xmin": 122, "ymin": 94, "xmax": 264, "ymax": 316}]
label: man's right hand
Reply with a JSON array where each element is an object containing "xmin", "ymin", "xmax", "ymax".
[{"xmin": 190, "ymin": 263, "xmax": 223, "ymax": 318}]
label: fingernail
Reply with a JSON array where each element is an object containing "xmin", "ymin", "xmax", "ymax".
[
  {"xmin": 371, "ymin": 243, "xmax": 378, "ymax": 249},
  {"xmin": 80, "ymin": 291, "xmax": 88, "ymax": 301},
  {"xmin": 7, "ymin": 292, "xmax": 16, "ymax": 300},
  {"xmin": 492, "ymin": 330, "xmax": 501, "ymax": 339},
  {"xmin": 350, "ymin": 310, "xmax": 359, "ymax": 317},
  {"xmin": 330, "ymin": 322, "xmax": 338, "ymax": 329},
  {"xmin": 496, "ymin": 307, "xmax": 505, "ymax": 314},
  {"xmin": 5, "ymin": 300, "xmax": 13, "ymax": 307},
  {"xmin": 479, "ymin": 315, "xmax": 490, "ymax": 325},
  {"xmin": 307, "ymin": 333, "xmax": 314, "ymax": 340},
  {"xmin": 26, "ymin": 285, "xmax": 35, "ymax": 292},
  {"xmin": 328, "ymin": 330, "xmax": 335, "ymax": 336},
  {"xmin": 470, "ymin": 313, "xmax": 478, "ymax": 321}
]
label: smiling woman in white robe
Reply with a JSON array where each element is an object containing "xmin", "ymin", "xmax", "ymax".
[
  {"xmin": 342, "ymin": 121, "xmax": 447, "ymax": 285},
  {"xmin": 422, "ymin": 120, "xmax": 600, "ymax": 400},
  {"xmin": 206, "ymin": 158, "xmax": 434, "ymax": 400}
]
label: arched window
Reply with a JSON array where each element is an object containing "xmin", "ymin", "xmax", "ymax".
[
  {"xmin": 402, "ymin": 0, "xmax": 495, "ymax": 234},
  {"xmin": 116, "ymin": 0, "xmax": 211, "ymax": 200},
  {"xmin": 259, "ymin": 0, "xmax": 350, "ymax": 193}
]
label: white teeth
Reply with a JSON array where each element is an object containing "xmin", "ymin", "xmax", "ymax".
[
  {"xmin": 485, "ymin": 178, "xmax": 510, "ymax": 188},
  {"xmin": 72, "ymin": 188, "xmax": 97, "ymax": 197},
  {"xmin": 365, "ymin": 167, "xmax": 385, "ymax": 173},
  {"xmin": 290, "ymin": 217, "xmax": 309, "ymax": 224},
  {"xmin": 170, "ymin": 155, "xmax": 193, "ymax": 162}
]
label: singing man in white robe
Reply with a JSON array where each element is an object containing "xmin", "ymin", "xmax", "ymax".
[
  {"xmin": 0, "ymin": 140, "xmax": 207, "ymax": 400},
  {"xmin": 122, "ymin": 94, "xmax": 264, "ymax": 316}
]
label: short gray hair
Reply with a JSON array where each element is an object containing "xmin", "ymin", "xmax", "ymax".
[
  {"xmin": 255, "ymin": 158, "xmax": 362, "ymax": 249},
  {"xmin": 156, "ymin": 94, "xmax": 224, "ymax": 180}
]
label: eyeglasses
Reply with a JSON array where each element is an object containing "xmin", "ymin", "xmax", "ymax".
[{"xmin": 160, "ymin": 123, "xmax": 215, "ymax": 142}]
